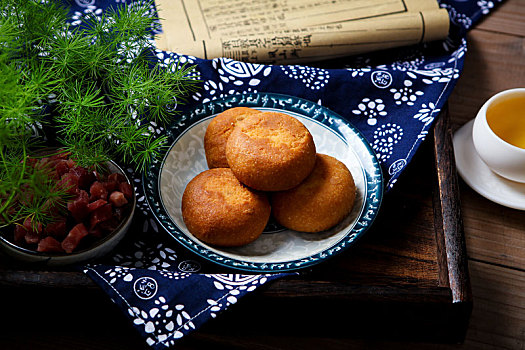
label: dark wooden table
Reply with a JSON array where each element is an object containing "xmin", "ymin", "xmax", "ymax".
[{"xmin": 1, "ymin": 0, "xmax": 524, "ymax": 348}]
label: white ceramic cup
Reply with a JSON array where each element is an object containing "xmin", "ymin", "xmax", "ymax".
[{"xmin": 472, "ymin": 88, "xmax": 525, "ymax": 183}]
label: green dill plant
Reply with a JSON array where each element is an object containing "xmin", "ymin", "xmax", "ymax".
[{"xmin": 0, "ymin": 0, "xmax": 200, "ymax": 229}]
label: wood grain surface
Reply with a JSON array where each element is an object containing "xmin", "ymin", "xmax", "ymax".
[
  {"xmin": 0, "ymin": 0, "xmax": 523, "ymax": 349},
  {"xmin": 430, "ymin": 0, "xmax": 525, "ymax": 348}
]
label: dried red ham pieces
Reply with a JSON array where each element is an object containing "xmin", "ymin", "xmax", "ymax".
[
  {"xmin": 89, "ymin": 181, "xmax": 108, "ymax": 201},
  {"xmin": 37, "ymin": 236, "xmax": 63, "ymax": 253},
  {"xmin": 12, "ymin": 154, "xmax": 133, "ymax": 254},
  {"xmin": 87, "ymin": 199, "xmax": 107, "ymax": 212},
  {"xmin": 109, "ymin": 191, "xmax": 128, "ymax": 207},
  {"xmin": 61, "ymin": 223, "xmax": 89, "ymax": 253}
]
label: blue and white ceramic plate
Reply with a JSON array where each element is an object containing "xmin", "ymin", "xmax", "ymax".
[{"xmin": 143, "ymin": 93, "xmax": 383, "ymax": 272}]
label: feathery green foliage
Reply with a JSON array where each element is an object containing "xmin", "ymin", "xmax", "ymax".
[{"xmin": 0, "ymin": 0, "xmax": 200, "ymax": 228}]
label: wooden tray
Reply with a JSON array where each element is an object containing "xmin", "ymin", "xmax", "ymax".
[{"xmin": 0, "ymin": 106, "xmax": 472, "ymax": 347}]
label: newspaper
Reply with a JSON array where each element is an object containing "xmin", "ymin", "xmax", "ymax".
[{"xmin": 155, "ymin": 0, "xmax": 450, "ymax": 64}]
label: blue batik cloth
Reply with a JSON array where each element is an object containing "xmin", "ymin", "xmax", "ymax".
[{"xmin": 62, "ymin": 0, "xmax": 503, "ymax": 347}]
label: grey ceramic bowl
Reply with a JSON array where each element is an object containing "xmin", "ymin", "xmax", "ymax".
[{"xmin": 0, "ymin": 160, "xmax": 136, "ymax": 266}]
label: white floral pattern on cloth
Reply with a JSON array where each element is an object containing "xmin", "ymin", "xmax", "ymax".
[
  {"xmin": 85, "ymin": 265, "xmax": 286, "ymax": 349},
  {"xmin": 346, "ymin": 67, "xmax": 372, "ymax": 77},
  {"xmin": 413, "ymin": 102, "xmax": 442, "ymax": 126},
  {"xmin": 389, "ymin": 79, "xmax": 425, "ymax": 106},
  {"xmin": 440, "ymin": 4, "xmax": 473, "ymax": 30},
  {"xmin": 70, "ymin": 5, "xmax": 103, "ymax": 26},
  {"xmin": 390, "ymin": 57, "xmax": 425, "ymax": 71},
  {"xmin": 205, "ymin": 274, "xmax": 269, "ymax": 318},
  {"xmin": 446, "ymin": 38, "xmax": 468, "ymax": 63},
  {"xmin": 112, "ymin": 241, "xmax": 178, "ymax": 269},
  {"xmin": 215, "ymin": 57, "xmax": 271, "ymax": 83},
  {"xmin": 155, "ymin": 50, "xmax": 199, "ymax": 77},
  {"xmin": 408, "ymin": 68, "xmax": 461, "ymax": 85},
  {"xmin": 352, "ymin": 98, "xmax": 388, "ymax": 126},
  {"xmin": 192, "ymin": 58, "xmax": 271, "ymax": 103},
  {"xmin": 130, "ymin": 297, "xmax": 192, "ymax": 346},
  {"xmin": 372, "ymin": 124, "xmax": 404, "ymax": 162},
  {"xmin": 281, "ymin": 65, "xmax": 330, "ymax": 90},
  {"xmin": 477, "ymin": 0, "xmax": 495, "ymax": 14}
]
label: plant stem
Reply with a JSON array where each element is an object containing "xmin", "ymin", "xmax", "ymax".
[{"xmin": 0, "ymin": 144, "xmax": 26, "ymax": 225}]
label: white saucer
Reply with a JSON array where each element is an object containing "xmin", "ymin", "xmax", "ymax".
[{"xmin": 453, "ymin": 120, "xmax": 525, "ymax": 210}]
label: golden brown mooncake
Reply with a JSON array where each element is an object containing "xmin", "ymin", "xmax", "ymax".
[
  {"xmin": 204, "ymin": 107, "xmax": 261, "ymax": 168},
  {"xmin": 225, "ymin": 111, "xmax": 316, "ymax": 191},
  {"xmin": 271, "ymin": 154, "xmax": 356, "ymax": 232},
  {"xmin": 181, "ymin": 168, "xmax": 271, "ymax": 247}
]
